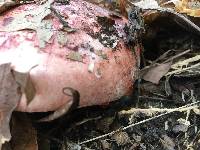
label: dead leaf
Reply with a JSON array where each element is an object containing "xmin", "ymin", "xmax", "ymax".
[
  {"xmin": 56, "ymin": 31, "xmax": 68, "ymax": 47},
  {"xmin": 172, "ymin": 118, "xmax": 190, "ymax": 133},
  {"xmin": 62, "ymin": 26, "xmax": 76, "ymax": 33},
  {"xmin": 192, "ymin": 107, "xmax": 200, "ymax": 115},
  {"xmin": 96, "ymin": 116, "xmax": 115, "ymax": 133},
  {"xmin": 101, "ymin": 140, "xmax": 111, "ymax": 150},
  {"xmin": 111, "ymin": 131, "xmax": 130, "ymax": 146},
  {"xmin": 36, "ymin": 20, "xmax": 53, "ymax": 48},
  {"xmin": 140, "ymin": 61, "xmax": 172, "ymax": 84},
  {"xmin": 10, "ymin": 113, "xmax": 38, "ymax": 150},
  {"xmin": 160, "ymin": 134, "xmax": 175, "ymax": 150},
  {"xmin": 66, "ymin": 51, "xmax": 83, "ymax": 62},
  {"xmin": 0, "ymin": 0, "xmax": 52, "ymax": 31},
  {"xmin": 175, "ymin": 0, "xmax": 200, "ymax": 17},
  {"xmin": 134, "ymin": 0, "xmax": 160, "ymax": 9},
  {"xmin": 12, "ymin": 71, "xmax": 36, "ymax": 105},
  {"xmin": 0, "ymin": 63, "xmax": 22, "ymax": 149}
]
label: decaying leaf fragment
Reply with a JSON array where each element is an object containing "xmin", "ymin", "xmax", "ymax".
[
  {"xmin": 0, "ymin": 0, "xmax": 52, "ymax": 31},
  {"xmin": 36, "ymin": 20, "xmax": 53, "ymax": 48},
  {"xmin": 66, "ymin": 51, "xmax": 83, "ymax": 62},
  {"xmin": 0, "ymin": 63, "xmax": 22, "ymax": 149},
  {"xmin": 12, "ymin": 71, "xmax": 36, "ymax": 105},
  {"xmin": 176, "ymin": 0, "xmax": 200, "ymax": 17},
  {"xmin": 160, "ymin": 134, "xmax": 175, "ymax": 150},
  {"xmin": 140, "ymin": 62, "xmax": 172, "ymax": 84},
  {"xmin": 111, "ymin": 131, "xmax": 130, "ymax": 146},
  {"xmin": 56, "ymin": 31, "xmax": 68, "ymax": 47}
]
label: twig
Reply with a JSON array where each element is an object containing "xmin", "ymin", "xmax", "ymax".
[
  {"xmin": 171, "ymin": 55, "xmax": 200, "ymax": 70},
  {"xmin": 139, "ymin": 95, "xmax": 176, "ymax": 102},
  {"xmin": 79, "ymin": 101, "xmax": 200, "ymax": 145},
  {"xmin": 163, "ymin": 49, "xmax": 191, "ymax": 63},
  {"xmin": 118, "ymin": 105, "xmax": 199, "ymax": 115},
  {"xmin": 74, "ymin": 116, "xmax": 102, "ymax": 126},
  {"xmin": 166, "ymin": 62, "xmax": 200, "ymax": 76}
]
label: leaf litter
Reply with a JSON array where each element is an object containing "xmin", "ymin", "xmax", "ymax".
[
  {"xmin": 0, "ymin": 64, "xmax": 21, "ymax": 149},
  {"xmin": 0, "ymin": 0, "xmax": 52, "ymax": 31},
  {"xmin": 2, "ymin": 0, "xmax": 200, "ymax": 150},
  {"xmin": 0, "ymin": 0, "xmax": 54, "ymax": 48}
]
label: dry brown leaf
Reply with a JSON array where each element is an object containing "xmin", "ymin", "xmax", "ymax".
[
  {"xmin": 0, "ymin": 0, "xmax": 52, "ymax": 31},
  {"xmin": 10, "ymin": 113, "xmax": 38, "ymax": 150},
  {"xmin": 140, "ymin": 61, "xmax": 172, "ymax": 84},
  {"xmin": 12, "ymin": 71, "xmax": 36, "ymax": 105},
  {"xmin": 111, "ymin": 131, "xmax": 130, "ymax": 146},
  {"xmin": 175, "ymin": 0, "xmax": 200, "ymax": 17},
  {"xmin": 0, "ymin": 63, "xmax": 22, "ymax": 149}
]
